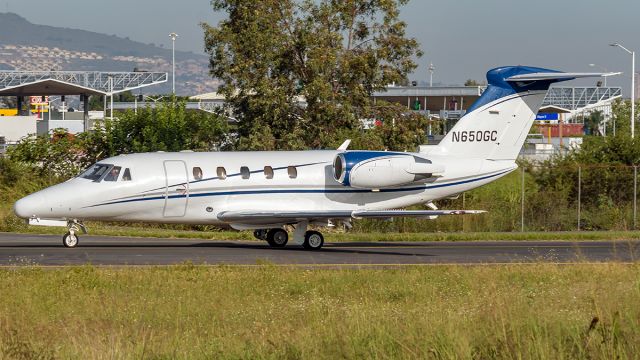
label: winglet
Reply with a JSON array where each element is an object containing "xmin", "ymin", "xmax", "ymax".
[{"xmin": 337, "ymin": 139, "xmax": 351, "ymax": 151}]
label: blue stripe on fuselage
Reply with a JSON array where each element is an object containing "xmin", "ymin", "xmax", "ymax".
[{"xmin": 84, "ymin": 169, "xmax": 513, "ymax": 208}]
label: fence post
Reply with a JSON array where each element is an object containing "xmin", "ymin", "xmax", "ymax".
[
  {"xmin": 634, "ymin": 166, "xmax": 637, "ymax": 229},
  {"xmin": 462, "ymin": 192, "xmax": 466, "ymax": 231},
  {"xmin": 521, "ymin": 166, "xmax": 525, "ymax": 232},
  {"xmin": 577, "ymin": 166, "xmax": 581, "ymax": 231}
]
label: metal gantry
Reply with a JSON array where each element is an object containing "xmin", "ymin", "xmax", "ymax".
[
  {"xmin": 0, "ymin": 70, "xmax": 168, "ymax": 94},
  {"xmin": 542, "ymin": 87, "xmax": 622, "ymax": 111}
]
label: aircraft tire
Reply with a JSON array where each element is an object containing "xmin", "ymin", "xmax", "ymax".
[
  {"xmin": 303, "ymin": 231, "xmax": 324, "ymax": 250},
  {"xmin": 253, "ymin": 229, "xmax": 268, "ymax": 241},
  {"xmin": 62, "ymin": 232, "xmax": 79, "ymax": 248},
  {"xmin": 266, "ymin": 229, "xmax": 288, "ymax": 248}
]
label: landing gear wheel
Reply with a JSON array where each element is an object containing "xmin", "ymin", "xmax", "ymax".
[
  {"xmin": 303, "ymin": 231, "xmax": 324, "ymax": 250},
  {"xmin": 253, "ymin": 229, "xmax": 268, "ymax": 241},
  {"xmin": 266, "ymin": 229, "xmax": 288, "ymax": 248},
  {"xmin": 62, "ymin": 232, "xmax": 79, "ymax": 248}
]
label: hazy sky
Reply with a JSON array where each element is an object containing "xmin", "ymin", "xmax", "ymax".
[{"xmin": 4, "ymin": 0, "xmax": 640, "ymax": 93}]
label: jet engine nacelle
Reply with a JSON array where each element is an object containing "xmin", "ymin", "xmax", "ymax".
[{"xmin": 333, "ymin": 151, "xmax": 444, "ymax": 189}]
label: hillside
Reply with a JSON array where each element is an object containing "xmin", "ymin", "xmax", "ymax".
[{"xmin": 0, "ymin": 13, "xmax": 218, "ymax": 94}]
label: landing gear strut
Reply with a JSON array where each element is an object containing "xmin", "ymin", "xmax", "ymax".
[{"xmin": 63, "ymin": 220, "xmax": 86, "ymax": 248}]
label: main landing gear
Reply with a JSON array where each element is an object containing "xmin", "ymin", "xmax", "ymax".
[
  {"xmin": 253, "ymin": 227, "xmax": 325, "ymax": 250},
  {"xmin": 62, "ymin": 220, "xmax": 87, "ymax": 248}
]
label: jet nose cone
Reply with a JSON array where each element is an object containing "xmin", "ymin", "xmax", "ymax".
[{"xmin": 14, "ymin": 193, "xmax": 47, "ymax": 219}]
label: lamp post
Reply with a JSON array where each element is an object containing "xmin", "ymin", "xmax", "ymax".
[
  {"xmin": 108, "ymin": 75, "xmax": 114, "ymax": 120},
  {"xmin": 428, "ymin": 63, "xmax": 435, "ymax": 87},
  {"xmin": 169, "ymin": 32, "xmax": 179, "ymax": 94},
  {"xmin": 610, "ymin": 43, "xmax": 635, "ymax": 138}
]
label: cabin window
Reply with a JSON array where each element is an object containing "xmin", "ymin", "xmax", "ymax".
[
  {"xmin": 241, "ymin": 166, "xmax": 250, "ymax": 179},
  {"xmin": 193, "ymin": 167, "xmax": 203, "ymax": 180},
  {"xmin": 217, "ymin": 167, "xmax": 227, "ymax": 180},
  {"xmin": 103, "ymin": 166, "xmax": 122, "ymax": 182},
  {"xmin": 122, "ymin": 168, "xmax": 132, "ymax": 181},
  {"xmin": 288, "ymin": 166, "xmax": 297, "ymax": 179},
  {"xmin": 264, "ymin": 166, "xmax": 274, "ymax": 179}
]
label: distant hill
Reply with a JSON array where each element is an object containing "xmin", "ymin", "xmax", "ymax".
[
  {"xmin": 0, "ymin": 13, "xmax": 217, "ymax": 95},
  {"xmin": 0, "ymin": 12, "xmax": 201, "ymax": 61}
]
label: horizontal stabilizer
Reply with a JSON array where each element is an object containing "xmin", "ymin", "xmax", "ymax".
[{"xmin": 506, "ymin": 72, "xmax": 619, "ymax": 82}]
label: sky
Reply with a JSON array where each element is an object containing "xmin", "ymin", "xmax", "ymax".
[{"xmin": 3, "ymin": 0, "xmax": 640, "ymax": 94}]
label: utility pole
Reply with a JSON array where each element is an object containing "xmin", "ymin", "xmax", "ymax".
[{"xmin": 169, "ymin": 32, "xmax": 179, "ymax": 94}]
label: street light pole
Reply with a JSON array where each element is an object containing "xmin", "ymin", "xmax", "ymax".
[
  {"xmin": 169, "ymin": 32, "xmax": 179, "ymax": 94},
  {"xmin": 108, "ymin": 75, "xmax": 114, "ymax": 120},
  {"xmin": 428, "ymin": 63, "xmax": 435, "ymax": 87},
  {"xmin": 610, "ymin": 43, "xmax": 636, "ymax": 138}
]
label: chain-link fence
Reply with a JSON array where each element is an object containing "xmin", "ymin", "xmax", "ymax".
[
  {"xmin": 521, "ymin": 164, "xmax": 638, "ymax": 232},
  {"xmin": 354, "ymin": 164, "xmax": 640, "ymax": 233}
]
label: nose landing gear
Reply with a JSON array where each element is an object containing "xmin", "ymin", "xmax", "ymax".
[
  {"xmin": 62, "ymin": 232, "xmax": 79, "ymax": 248},
  {"xmin": 63, "ymin": 220, "xmax": 87, "ymax": 248}
]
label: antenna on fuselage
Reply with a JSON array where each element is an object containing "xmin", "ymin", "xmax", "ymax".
[{"xmin": 337, "ymin": 139, "xmax": 351, "ymax": 151}]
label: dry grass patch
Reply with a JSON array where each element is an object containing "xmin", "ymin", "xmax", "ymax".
[{"xmin": 0, "ymin": 263, "xmax": 639, "ymax": 359}]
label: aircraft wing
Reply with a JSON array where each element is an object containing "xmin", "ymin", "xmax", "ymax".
[{"xmin": 217, "ymin": 209, "xmax": 485, "ymax": 224}]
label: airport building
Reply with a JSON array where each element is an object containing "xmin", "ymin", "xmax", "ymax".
[
  {"xmin": 0, "ymin": 69, "xmax": 625, "ymax": 160},
  {"xmin": 0, "ymin": 70, "xmax": 167, "ymax": 153},
  {"xmin": 372, "ymin": 84, "xmax": 622, "ymax": 159}
]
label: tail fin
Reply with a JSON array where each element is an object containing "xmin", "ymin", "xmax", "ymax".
[{"xmin": 436, "ymin": 66, "xmax": 608, "ymax": 160}]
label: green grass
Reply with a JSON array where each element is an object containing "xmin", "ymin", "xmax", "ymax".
[{"xmin": 0, "ymin": 264, "xmax": 639, "ymax": 359}]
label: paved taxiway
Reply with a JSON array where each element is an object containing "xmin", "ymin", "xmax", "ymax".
[{"xmin": 0, "ymin": 233, "xmax": 638, "ymax": 266}]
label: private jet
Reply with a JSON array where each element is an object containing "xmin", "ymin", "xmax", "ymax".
[{"xmin": 13, "ymin": 66, "xmax": 610, "ymax": 249}]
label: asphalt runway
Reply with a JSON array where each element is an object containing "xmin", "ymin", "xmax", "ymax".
[
  {"xmin": 0, "ymin": 233, "xmax": 640, "ymax": 266},
  {"xmin": 0, "ymin": 232, "xmax": 638, "ymax": 266}
]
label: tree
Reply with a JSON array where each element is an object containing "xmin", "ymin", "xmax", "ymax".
[
  {"xmin": 608, "ymin": 98, "xmax": 640, "ymax": 138},
  {"xmin": 202, "ymin": 0, "xmax": 423, "ymax": 151},
  {"xmin": 88, "ymin": 95, "xmax": 105, "ymax": 111},
  {"xmin": 583, "ymin": 110, "xmax": 604, "ymax": 136},
  {"xmin": 84, "ymin": 101, "xmax": 230, "ymax": 161},
  {"xmin": 464, "ymin": 79, "xmax": 483, "ymax": 86},
  {"xmin": 8, "ymin": 101, "xmax": 229, "ymax": 178}
]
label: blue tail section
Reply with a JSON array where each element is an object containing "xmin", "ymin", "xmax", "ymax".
[
  {"xmin": 435, "ymin": 65, "xmax": 608, "ymax": 160},
  {"xmin": 466, "ymin": 66, "xmax": 564, "ymax": 115}
]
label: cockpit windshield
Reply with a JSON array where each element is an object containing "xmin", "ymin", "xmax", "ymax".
[
  {"xmin": 78, "ymin": 164, "xmax": 132, "ymax": 182},
  {"xmin": 78, "ymin": 164, "xmax": 112, "ymax": 181},
  {"xmin": 103, "ymin": 166, "xmax": 121, "ymax": 181}
]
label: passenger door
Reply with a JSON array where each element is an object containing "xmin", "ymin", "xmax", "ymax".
[{"xmin": 163, "ymin": 160, "xmax": 188, "ymax": 217}]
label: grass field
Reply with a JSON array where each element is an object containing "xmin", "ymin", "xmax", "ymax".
[{"xmin": 0, "ymin": 264, "xmax": 639, "ymax": 359}]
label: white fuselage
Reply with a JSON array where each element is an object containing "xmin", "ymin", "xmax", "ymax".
[{"xmin": 14, "ymin": 150, "xmax": 516, "ymax": 225}]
